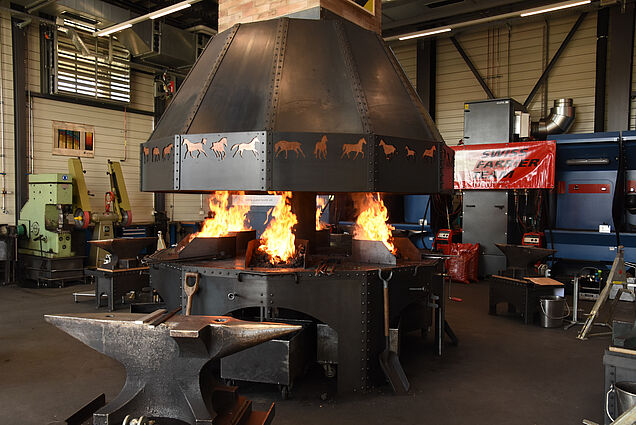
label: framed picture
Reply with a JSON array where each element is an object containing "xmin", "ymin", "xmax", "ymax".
[{"xmin": 52, "ymin": 121, "xmax": 95, "ymax": 158}]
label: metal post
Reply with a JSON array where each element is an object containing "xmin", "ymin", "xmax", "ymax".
[
  {"xmin": 594, "ymin": 8, "xmax": 609, "ymax": 132},
  {"xmin": 12, "ymin": 19, "xmax": 28, "ymax": 220},
  {"xmin": 606, "ymin": 4, "xmax": 635, "ymax": 131},
  {"xmin": 416, "ymin": 38, "xmax": 436, "ymax": 119}
]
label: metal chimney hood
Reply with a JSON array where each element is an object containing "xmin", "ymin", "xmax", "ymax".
[{"xmin": 141, "ymin": 17, "xmax": 454, "ymax": 194}]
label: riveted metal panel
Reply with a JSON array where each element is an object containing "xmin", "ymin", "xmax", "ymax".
[{"xmin": 177, "ymin": 132, "xmax": 267, "ymax": 192}]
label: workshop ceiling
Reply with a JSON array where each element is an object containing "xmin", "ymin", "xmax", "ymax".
[
  {"xmin": 381, "ymin": 0, "xmax": 565, "ymax": 38},
  {"xmin": 97, "ymin": 0, "xmax": 218, "ymax": 30}
]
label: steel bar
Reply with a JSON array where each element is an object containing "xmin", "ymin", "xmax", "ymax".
[
  {"xmin": 578, "ymin": 246, "xmax": 625, "ymax": 340},
  {"xmin": 450, "ymin": 36, "xmax": 495, "ymax": 100},
  {"xmin": 524, "ymin": 12, "xmax": 587, "ymax": 109}
]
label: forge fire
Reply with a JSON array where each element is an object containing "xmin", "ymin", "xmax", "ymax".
[{"xmin": 353, "ymin": 193, "xmax": 397, "ymax": 254}]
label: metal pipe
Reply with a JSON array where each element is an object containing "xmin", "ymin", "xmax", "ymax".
[
  {"xmin": 29, "ymin": 91, "xmax": 33, "ymax": 173},
  {"xmin": 0, "ymin": 13, "xmax": 6, "ymax": 214},
  {"xmin": 531, "ymin": 98, "xmax": 576, "ymax": 138}
]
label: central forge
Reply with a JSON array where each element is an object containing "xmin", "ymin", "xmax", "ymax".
[{"xmin": 142, "ymin": 15, "xmax": 455, "ymax": 394}]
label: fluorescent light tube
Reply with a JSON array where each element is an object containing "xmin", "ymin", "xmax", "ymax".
[
  {"xmin": 149, "ymin": 3, "xmax": 192, "ymax": 20},
  {"xmin": 96, "ymin": 23, "xmax": 132, "ymax": 37},
  {"xmin": 399, "ymin": 27, "xmax": 451, "ymax": 41},
  {"xmin": 520, "ymin": 0, "xmax": 591, "ymax": 17}
]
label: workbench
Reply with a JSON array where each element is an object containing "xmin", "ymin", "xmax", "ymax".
[{"xmin": 488, "ymin": 275, "xmax": 564, "ymax": 324}]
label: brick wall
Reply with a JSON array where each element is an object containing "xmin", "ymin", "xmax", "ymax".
[{"xmin": 218, "ymin": 0, "xmax": 382, "ymax": 33}]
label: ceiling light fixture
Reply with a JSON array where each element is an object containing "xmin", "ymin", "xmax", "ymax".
[
  {"xmin": 93, "ymin": 0, "xmax": 200, "ymax": 37},
  {"xmin": 148, "ymin": 3, "xmax": 192, "ymax": 20},
  {"xmin": 96, "ymin": 23, "xmax": 132, "ymax": 37},
  {"xmin": 398, "ymin": 27, "xmax": 451, "ymax": 41},
  {"xmin": 520, "ymin": 0, "xmax": 591, "ymax": 17}
]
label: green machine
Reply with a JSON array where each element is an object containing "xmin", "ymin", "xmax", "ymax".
[
  {"xmin": 18, "ymin": 158, "xmax": 133, "ymax": 286},
  {"xmin": 18, "ymin": 173, "xmax": 75, "ymax": 257},
  {"xmin": 17, "ymin": 171, "xmax": 84, "ymax": 286}
]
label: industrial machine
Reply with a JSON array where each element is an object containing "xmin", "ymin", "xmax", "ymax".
[
  {"xmin": 141, "ymin": 17, "xmax": 455, "ymax": 395},
  {"xmin": 17, "ymin": 172, "xmax": 84, "ymax": 286},
  {"xmin": 462, "ymin": 98, "xmax": 529, "ymax": 276},
  {"xmin": 547, "ymin": 132, "xmax": 636, "ymax": 268},
  {"xmin": 70, "ymin": 159, "xmax": 134, "ymax": 268},
  {"xmin": 461, "ymin": 98, "xmax": 574, "ymax": 276},
  {"xmin": 18, "ymin": 158, "xmax": 134, "ymax": 286}
]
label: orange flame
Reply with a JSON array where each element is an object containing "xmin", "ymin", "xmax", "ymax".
[
  {"xmin": 196, "ymin": 191, "xmax": 251, "ymax": 238},
  {"xmin": 259, "ymin": 192, "xmax": 298, "ymax": 263},
  {"xmin": 353, "ymin": 193, "xmax": 396, "ymax": 254},
  {"xmin": 316, "ymin": 197, "xmax": 329, "ymax": 231}
]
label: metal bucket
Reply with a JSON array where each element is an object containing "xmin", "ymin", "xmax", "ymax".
[
  {"xmin": 606, "ymin": 381, "xmax": 636, "ymax": 421},
  {"xmin": 539, "ymin": 296, "xmax": 565, "ymax": 328}
]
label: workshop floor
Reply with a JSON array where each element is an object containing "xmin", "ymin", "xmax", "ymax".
[{"xmin": 0, "ymin": 281, "xmax": 624, "ymax": 425}]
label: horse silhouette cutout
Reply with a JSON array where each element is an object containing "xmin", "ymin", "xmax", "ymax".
[
  {"xmin": 275, "ymin": 140, "xmax": 305, "ymax": 159},
  {"xmin": 422, "ymin": 145, "xmax": 437, "ymax": 160},
  {"xmin": 162, "ymin": 143, "xmax": 173, "ymax": 160},
  {"xmin": 405, "ymin": 145, "xmax": 416, "ymax": 159},
  {"xmin": 341, "ymin": 138, "xmax": 367, "ymax": 160},
  {"xmin": 231, "ymin": 136, "xmax": 259, "ymax": 158},
  {"xmin": 314, "ymin": 135, "xmax": 328, "ymax": 159},
  {"xmin": 379, "ymin": 139, "xmax": 396, "ymax": 159},
  {"xmin": 152, "ymin": 147, "xmax": 161, "ymax": 162},
  {"xmin": 182, "ymin": 138, "xmax": 208, "ymax": 159},
  {"xmin": 143, "ymin": 146, "xmax": 150, "ymax": 162},
  {"xmin": 210, "ymin": 137, "xmax": 227, "ymax": 160}
]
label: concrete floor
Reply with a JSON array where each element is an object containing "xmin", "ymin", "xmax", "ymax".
[{"xmin": 0, "ymin": 281, "xmax": 620, "ymax": 425}]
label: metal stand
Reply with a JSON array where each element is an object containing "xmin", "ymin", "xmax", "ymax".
[
  {"xmin": 578, "ymin": 247, "xmax": 627, "ymax": 340},
  {"xmin": 564, "ymin": 276, "xmax": 613, "ymax": 332}
]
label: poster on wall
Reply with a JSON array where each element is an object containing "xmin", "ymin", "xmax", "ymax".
[
  {"xmin": 348, "ymin": 0, "xmax": 375, "ymax": 15},
  {"xmin": 52, "ymin": 121, "xmax": 95, "ymax": 158},
  {"xmin": 451, "ymin": 140, "xmax": 556, "ymax": 189}
]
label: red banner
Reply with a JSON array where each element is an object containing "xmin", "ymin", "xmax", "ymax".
[{"xmin": 451, "ymin": 141, "xmax": 555, "ymax": 189}]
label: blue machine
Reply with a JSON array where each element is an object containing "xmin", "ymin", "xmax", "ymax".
[
  {"xmin": 547, "ymin": 132, "xmax": 636, "ymax": 264},
  {"xmin": 394, "ymin": 195, "xmax": 434, "ymax": 249}
]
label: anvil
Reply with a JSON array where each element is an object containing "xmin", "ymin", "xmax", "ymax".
[{"xmin": 45, "ymin": 312, "xmax": 301, "ymax": 425}]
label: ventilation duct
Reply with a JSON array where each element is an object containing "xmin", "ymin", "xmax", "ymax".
[{"xmin": 531, "ymin": 98, "xmax": 576, "ymax": 139}]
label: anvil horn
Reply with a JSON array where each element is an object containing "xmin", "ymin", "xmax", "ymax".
[{"xmin": 169, "ymin": 316, "xmax": 302, "ymax": 358}]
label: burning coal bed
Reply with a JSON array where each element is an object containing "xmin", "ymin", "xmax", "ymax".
[{"xmin": 165, "ymin": 190, "xmax": 412, "ymax": 268}]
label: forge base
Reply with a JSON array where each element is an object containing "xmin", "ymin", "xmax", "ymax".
[{"xmin": 150, "ymin": 255, "xmax": 445, "ymax": 394}]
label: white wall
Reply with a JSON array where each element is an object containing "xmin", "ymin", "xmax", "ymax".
[
  {"xmin": 392, "ymin": 12, "xmax": 599, "ymax": 145},
  {"xmin": 0, "ymin": 15, "xmax": 156, "ymax": 225}
]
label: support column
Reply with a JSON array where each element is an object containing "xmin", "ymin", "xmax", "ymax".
[
  {"xmin": 606, "ymin": 4, "xmax": 635, "ymax": 131},
  {"xmin": 594, "ymin": 8, "xmax": 609, "ymax": 132},
  {"xmin": 291, "ymin": 192, "xmax": 316, "ymax": 252},
  {"xmin": 416, "ymin": 39, "xmax": 436, "ymax": 120},
  {"xmin": 12, "ymin": 19, "xmax": 27, "ymax": 219}
]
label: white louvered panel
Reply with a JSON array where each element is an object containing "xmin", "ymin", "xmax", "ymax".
[
  {"xmin": 435, "ymin": 12, "xmax": 596, "ymax": 145},
  {"xmin": 31, "ymin": 97, "xmax": 154, "ymax": 223},
  {"xmin": 55, "ymin": 29, "xmax": 131, "ymax": 102}
]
